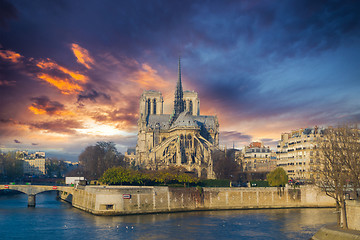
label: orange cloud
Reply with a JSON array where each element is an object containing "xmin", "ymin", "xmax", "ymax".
[
  {"xmin": 37, "ymin": 73, "xmax": 83, "ymax": 95},
  {"xmin": 71, "ymin": 43, "xmax": 95, "ymax": 69},
  {"xmin": 37, "ymin": 59, "xmax": 88, "ymax": 83},
  {"xmin": 0, "ymin": 50, "xmax": 22, "ymax": 63},
  {"xmin": 133, "ymin": 63, "xmax": 169, "ymax": 89},
  {"xmin": 28, "ymin": 106, "xmax": 47, "ymax": 115},
  {"xmin": 28, "ymin": 106, "xmax": 74, "ymax": 116}
]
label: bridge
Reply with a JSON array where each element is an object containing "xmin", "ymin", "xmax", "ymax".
[{"xmin": 0, "ymin": 185, "xmax": 74, "ymax": 207}]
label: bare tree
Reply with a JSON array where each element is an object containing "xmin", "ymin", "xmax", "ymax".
[
  {"xmin": 337, "ymin": 125, "xmax": 360, "ymax": 199},
  {"xmin": 316, "ymin": 125, "xmax": 360, "ymax": 229},
  {"xmin": 212, "ymin": 149, "xmax": 240, "ymax": 180},
  {"xmin": 78, "ymin": 142, "xmax": 127, "ymax": 180}
]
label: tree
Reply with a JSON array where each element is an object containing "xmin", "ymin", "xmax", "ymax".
[
  {"xmin": 46, "ymin": 158, "xmax": 67, "ymax": 178},
  {"xmin": 316, "ymin": 125, "xmax": 360, "ymax": 229},
  {"xmin": 99, "ymin": 166, "xmax": 198, "ymax": 186},
  {"xmin": 212, "ymin": 149, "xmax": 240, "ymax": 180},
  {"xmin": 78, "ymin": 141, "xmax": 127, "ymax": 180},
  {"xmin": 336, "ymin": 125, "xmax": 360, "ymax": 199},
  {"xmin": 0, "ymin": 151, "xmax": 24, "ymax": 181},
  {"xmin": 266, "ymin": 167, "xmax": 288, "ymax": 187}
]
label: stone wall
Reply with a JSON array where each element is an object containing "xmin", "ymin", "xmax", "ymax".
[
  {"xmin": 60, "ymin": 185, "xmax": 335, "ymax": 216},
  {"xmin": 345, "ymin": 200, "xmax": 360, "ymax": 231}
]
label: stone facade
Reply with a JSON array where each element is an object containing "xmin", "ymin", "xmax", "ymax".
[
  {"xmin": 240, "ymin": 142, "xmax": 277, "ymax": 172},
  {"xmin": 21, "ymin": 151, "xmax": 46, "ymax": 175},
  {"xmin": 276, "ymin": 127, "xmax": 324, "ymax": 181},
  {"xmin": 135, "ymin": 59, "xmax": 219, "ymax": 178}
]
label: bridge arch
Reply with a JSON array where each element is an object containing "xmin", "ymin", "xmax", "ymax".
[{"xmin": 1, "ymin": 185, "xmax": 72, "ymax": 207}]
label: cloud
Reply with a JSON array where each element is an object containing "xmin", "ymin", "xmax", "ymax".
[
  {"xmin": 14, "ymin": 139, "xmax": 21, "ymax": 143},
  {"xmin": 0, "ymin": 79, "xmax": 16, "ymax": 86},
  {"xmin": 0, "ymin": 0, "xmax": 17, "ymax": 28},
  {"xmin": 0, "ymin": 118, "xmax": 17, "ymax": 125},
  {"xmin": 260, "ymin": 138, "xmax": 279, "ymax": 148},
  {"xmin": 33, "ymin": 58, "xmax": 90, "ymax": 94},
  {"xmin": 29, "ymin": 119, "xmax": 84, "ymax": 134},
  {"xmin": 0, "ymin": 49, "xmax": 22, "ymax": 63},
  {"xmin": 91, "ymin": 105, "xmax": 138, "ymax": 131},
  {"xmin": 28, "ymin": 96, "xmax": 72, "ymax": 115},
  {"xmin": 31, "ymin": 143, "xmax": 38, "ymax": 146},
  {"xmin": 71, "ymin": 43, "xmax": 95, "ymax": 69},
  {"xmin": 220, "ymin": 131, "xmax": 252, "ymax": 143},
  {"xmin": 36, "ymin": 59, "xmax": 88, "ymax": 83},
  {"xmin": 132, "ymin": 63, "xmax": 170, "ymax": 89},
  {"xmin": 77, "ymin": 89, "xmax": 111, "ymax": 103},
  {"xmin": 36, "ymin": 73, "xmax": 83, "ymax": 95}
]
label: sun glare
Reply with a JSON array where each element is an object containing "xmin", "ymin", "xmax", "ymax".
[{"xmin": 75, "ymin": 120, "xmax": 130, "ymax": 136}]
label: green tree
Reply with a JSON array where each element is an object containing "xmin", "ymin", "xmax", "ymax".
[
  {"xmin": 100, "ymin": 166, "xmax": 199, "ymax": 186},
  {"xmin": 267, "ymin": 167, "xmax": 288, "ymax": 187},
  {"xmin": 100, "ymin": 167, "xmax": 133, "ymax": 185}
]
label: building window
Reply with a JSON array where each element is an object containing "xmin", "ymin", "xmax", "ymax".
[
  {"xmin": 153, "ymin": 99, "xmax": 156, "ymax": 114},
  {"xmin": 189, "ymin": 100, "xmax": 193, "ymax": 115},
  {"xmin": 147, "ymin": 99, "xmax": 151, "ymax": 115}
]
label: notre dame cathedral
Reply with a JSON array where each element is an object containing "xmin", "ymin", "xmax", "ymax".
[{"xmin": 135, "ymin": 59, "xmax": 219, "ymax": 179}]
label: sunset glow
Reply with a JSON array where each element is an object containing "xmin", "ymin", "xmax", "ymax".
[{"xmin": 1, "ymin": 0, "xmax": 359, "ymax": 161}]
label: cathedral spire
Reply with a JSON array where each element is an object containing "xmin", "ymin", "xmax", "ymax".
[{"xmin": 172, "ymin": 57, "xmax": 185, "ymax": 121}]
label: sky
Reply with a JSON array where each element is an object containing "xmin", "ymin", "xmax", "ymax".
[{"xmin": 1, "ymin": 0, "xmax": 360, "ymax": 161}]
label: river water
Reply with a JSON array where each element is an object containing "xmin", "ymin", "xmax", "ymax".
[{"xmin": 0, "ymin": 191, "xmax": 336, "ymax": 240}]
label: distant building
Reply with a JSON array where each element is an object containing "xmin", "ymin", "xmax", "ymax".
[
  {"xmin": 276, "ymin": 127, "xmax": 324, "ymax": 181},
  {"xmin": 240, "ymin": 142, "xmax": 276, "ymax": 172},
  {"xmin": 21, "ymin": 151, "xmax": 46, "ymax": 175}
]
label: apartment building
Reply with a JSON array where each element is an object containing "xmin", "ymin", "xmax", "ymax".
[
  {"xmin": 276, "ymin": 127, "xmax": 324, "ymax": 181},
  {"xmin": 241, "ymin": 142, "xmax": 277, "ymax": 172},
  {"xmin": 22, "ymin": 151, "xmax": 46, "ymax": 175}
]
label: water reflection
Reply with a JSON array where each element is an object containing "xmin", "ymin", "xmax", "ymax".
[{"xmin": 0, "ymin": 192, "xmax": 336, "ymax": 240}]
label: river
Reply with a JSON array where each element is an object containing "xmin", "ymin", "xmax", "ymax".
[{"xmin": 0, "ymin": 191, "xmax": 336, "ymax": 240}]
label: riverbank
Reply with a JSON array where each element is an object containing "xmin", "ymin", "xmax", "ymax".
[
  {"xmin": 312, "ymin": 225, "xmax": 360, "ymax": 240},
  {"xmin": 59, "ymin": 185, "xmax": 335, "ymax": 216}
]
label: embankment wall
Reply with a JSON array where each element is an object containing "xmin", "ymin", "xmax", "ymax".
[
  {"xmin": 345, "ymin": 200, "xmax": 360, "ymax": 231},
  {"xmin": 59, "ymin": 185, "xmax": 335, "ymax": 216}
]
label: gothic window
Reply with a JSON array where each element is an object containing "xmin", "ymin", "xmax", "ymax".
[
  {"xmin": 147, "ymin": 99, "xmax": 151, "ymax": 115},
  {"xmin": 153, "ymin": 99, "xmax": 156, "ymax": 114},
  {"xmin": 189, "ymin": 100, "xmax": 193, "ymax": 115},
  {"xmin": 187, "ymin": 134, "xmax": 192, "ymax": 148}
]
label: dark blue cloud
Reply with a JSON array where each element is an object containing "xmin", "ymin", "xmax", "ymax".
[{"xmin": 1, "ymin": 0, "xmax": 360, "ymax": 157}]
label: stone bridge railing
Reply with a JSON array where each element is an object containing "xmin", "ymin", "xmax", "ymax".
[{"xmin": 0, "ymin": 185, "xmax": 74, "ymax": 207}]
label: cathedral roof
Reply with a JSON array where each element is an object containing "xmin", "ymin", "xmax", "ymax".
[
  {"xmin": 172, "ymin": 112, "xmax": 199, "ymax": 128},
  {"xmin": 146, "ymin": 113, "xmax": 217, "ymax": 131},
  {"xmin": 147, "ymin": 114, "xmax": 171, "ymax": 129},
  {"xmin": 194, "ymin": 115, "xmax": 218, "ymax": 129}
]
